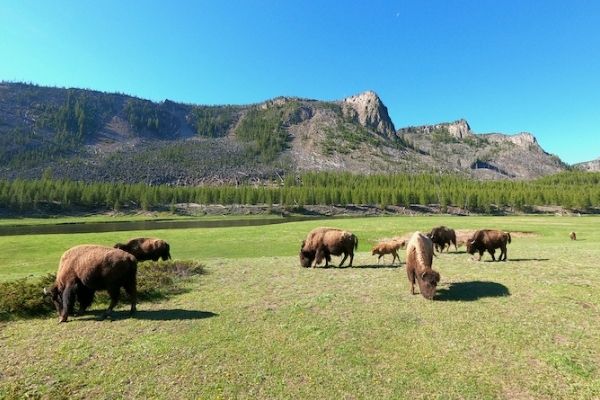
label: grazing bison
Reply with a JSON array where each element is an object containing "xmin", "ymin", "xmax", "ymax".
[
  {"xmin": 300, "ymin": 227, "xmax": 358, "ymax": 268},
  {"xmin": 371, "ymin": 239, "xmax": 404, "ymax": 265},
  {"xmin": 466, "ymin": 230, "xmax": 511, "ymax": 261},
  {"xmin": 569, "ymin": 231, "xmax": 577, "ymax": 241},
  {"xmin": 114, "ymin": 237, "xmax": 171, "ymax": 261},
  {"xmin": 427, "ymin": 226, "xmax": 457, "ymax": 252},
  {"xmin": 46, "ymin": 245, "xmax": 138, "ymax": 323},
  {"xmin": 405, "ymin": 232, "xmax": 440, "ymax": 300}
]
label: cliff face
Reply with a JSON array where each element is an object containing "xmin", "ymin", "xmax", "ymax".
[
  {"xmin": 340, "ymin": 91, "xmax": 396, "ymax": 138},
  {"xmin": 0, "ymin": 82, "xmax": 569, "ymax": 184}
]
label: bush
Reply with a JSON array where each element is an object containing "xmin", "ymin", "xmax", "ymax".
[{"xmin": 0, "ymin": 260, "xmax": 205, "ymax": 321}]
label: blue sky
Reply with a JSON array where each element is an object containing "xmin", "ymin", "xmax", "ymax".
[{"xmin": 1, "ymin": 1, "xmax": 599, "ymax": 164}]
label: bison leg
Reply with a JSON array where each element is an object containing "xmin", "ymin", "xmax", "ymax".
[
  {"xmin": 76, "ymin": 285, "xmax": 95, "ymax": 316},
  {"xmin": 500, "ymin": 245, "xmax": 507, "ymax": 261},
  {"xmin": 101, "ymin": 287, "xmax": 121, "ymax": 320},
  {"xmin": 339, "ymin": 253, "xmax": 349, "ymax": 267},
  {"xmin": 489, "ymin": 249, "xmax": 496, "ymax": 261},
  {"xmin": 59, "ymin": 284, "xmax": 77, "ymax": 323},
  {"xmin": 124, "ymin": 279, "xmax": 137, "ymax": 314},
  {"xmin": 407, "ymin": 268, "xmax": 416, "ymax": 295},
  {"xmin": 392, "ymin": 250, "xmax": 399, "ymax": 265}
]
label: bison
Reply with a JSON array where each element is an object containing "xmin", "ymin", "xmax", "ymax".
[
  {"xmin": 371, "ymin": 239, "xmax": 404, "ymax": 265},
  {"xmin": 405, "ymin": 232, "xmax": 440, "ymax": 300},
  {"xmin": 45, "ymin": 245, "xmax": 138, "ymax": 323},
  {"xmin": 466, "ymin": 229, "xmax": 511, "ymax": 261},
  {"xmin": 569, "ymin": 231, "xmax": 577, "ymax": 241},
  {"xmin": 427, "ymin": 226, "xmax": 457, "ymax": 252},
  {"xmin": 300, "ymin": 227, "xmax": 358, "ymax": 268},
  {"xmin": 114, "ymin": 237, "xmax": 171, "ymax": 261}
]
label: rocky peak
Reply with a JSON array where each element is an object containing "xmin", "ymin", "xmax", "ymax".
[
  {"xmin": 506, "ymin": 132, "xmax": 537, "ymax": 147},
  {"xmin": 446, "ymin": 119, "xmax": 471, "ymax": 139},
  {"xmin": 341, "ymin": 91, "xmax": 396, "ymax": 137}
]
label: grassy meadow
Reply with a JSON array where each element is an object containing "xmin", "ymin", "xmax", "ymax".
[{"xmin": 1, "ymin": 215, "xmax": 600, "ymax": 399}]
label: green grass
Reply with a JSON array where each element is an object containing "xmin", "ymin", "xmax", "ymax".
[{"xmin": 1, "ymin": 215, "xmax": 600, "ymax": 398}]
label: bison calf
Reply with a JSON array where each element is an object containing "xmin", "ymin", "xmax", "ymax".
[
  {"xmin": 114, "ymin": 237, "xmax": 171, "ymax": 261},
  {"xmin": 406, "ymin": 232, "xmax": 440, "ymax": 300},
  {"xmin": 46, "ymin": 245, "xmax": 138, "ymax": 323},
  {"xmin": 300, "ymin": 227, "xmax": 358, "ymax": 268},
  {"xmin": 371, "ymin": 239, "xmax": 404, "ymax": 265},
  {"xmin": 466, "ymin": 229, "xmax": 511, "ymax": 261},
  {"xmin": 569, "ymin": 231, "xmax": 577, "ymax": 241}
]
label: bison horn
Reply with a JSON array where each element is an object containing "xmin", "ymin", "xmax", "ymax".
[{"xmin": 43, "ymin": 287, "xmax": 48, "ymax": 295}]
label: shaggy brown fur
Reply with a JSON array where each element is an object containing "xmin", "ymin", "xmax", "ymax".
[
  {"xmin": 569, "ymin": 231, "xmax": 577, "ymax": 241},
  {"xmin": 427, "ymin": 226, "xmax": 457, "ymax": 252},
  {"xmin": 48, "ymin": 245, "xmax": 138, "ymax": 323},
  {"xmin": 300, "ymin": 227, "xmax": 358, "ymax": 268},
  {"xmin": 466, "ymin": 230, "xmax": 512, "ymax": 261},
  {"xmin": 405, "ymin": 232, "xmax": 440, "ymax": 300},
  {"xmin": 371, "ymin": 239, "xmax": 404, "ymax": 265},
  {"xmin": 114, "ymin": 237, "xmax": 171, "ymax": 261}
]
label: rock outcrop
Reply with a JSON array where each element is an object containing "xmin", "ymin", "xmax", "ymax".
[{"xmin": 341, "ymin": 91, "xmax": 396, "ymax": 138}]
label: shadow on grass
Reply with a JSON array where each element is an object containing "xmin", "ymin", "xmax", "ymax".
[
  {"xmin": 342, "ymin": 263, "xmax": 402, "ymax": 269},
  {"xmin": 435, "ymin": 281, "xmax": 510, "ymax": 301},
  {"xmin": 81, "ymin": 309, "xmax": 218, "ymax": 321}
]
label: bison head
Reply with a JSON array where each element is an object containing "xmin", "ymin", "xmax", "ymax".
[
  {"xmin": 417, "ymin": 270, "xmax": 440, "ymax": 300},
  {"xmin": 44, "ymin": 285, "xmax": 63, "ymax": 314},
  {"xmin": 466, "ymin": 240, "xmax": 476, "ymax": 255},
  {"xmin": 299, "ymin": 249, "xmax": 314, "ymax": 268}
]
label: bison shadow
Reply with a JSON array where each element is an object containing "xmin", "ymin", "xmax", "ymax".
[
  {"xmin": 344, "ymin": 263, "xmax": 402, "ymax": 269},
  {"xmin": 81, "ymin": 309, "xmax": 218, "ymax": 321},
  {"xmin": 434, "ymin": 281, "xmax": 510, "ymax": 301},
  {"xmin": 504, "ymin": 258, "xmax": 549, "ymax": 262}
]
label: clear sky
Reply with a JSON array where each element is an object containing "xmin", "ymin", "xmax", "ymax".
[{"xmin": 1, "ymin": 1, "xmax": 599, "ymax": 164}]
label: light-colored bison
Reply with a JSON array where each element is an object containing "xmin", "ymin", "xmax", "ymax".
[
  {"xmin": 371, "ymin": 239, "xmax": 404, "ymax": 265},
  {"xmin": 427, "ymin": 226, "xmax": 457, "ymax": 252},
  {"xmin": 406, "ymin": 232, "xmax": 440, "ymax": 300},
  {"xmin": 46, "ymin": 245, "xmax": 138, "ymax": 323},
  {"xmin": 114, "ymin": 237, "xmax": 171, "ymax": 261},
  {"xmin": 300, "ymin": 227, "xmax": 358, "ymax": 268},
  {"xmin": 569, "ymin": 231, "xmax": 577, "ymax": 241},
  {"xmin": 466, "ymin": 230, "xmax": 511, "ymax": 261}
]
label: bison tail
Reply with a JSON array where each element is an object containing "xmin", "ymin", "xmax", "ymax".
[{"xmin": 507, "ymin": 232, "xmax": 512, "ymax": 244}]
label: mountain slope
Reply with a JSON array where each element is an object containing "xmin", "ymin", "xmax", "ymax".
[{"xmin": 0, "ymin": 82, "xmax": 567, "ymax": 184}]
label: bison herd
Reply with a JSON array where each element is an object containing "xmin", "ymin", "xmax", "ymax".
[
  {"xmin": 45, "ymin": 237, "xmax": 171, "ymax": 323},
  {"xmin": 300, "ymin": 226, "xmax": 516, "ymax": 300},
  {"xmin": 43, "ymin": 224, "xmax": 577, "ymax": 321}
]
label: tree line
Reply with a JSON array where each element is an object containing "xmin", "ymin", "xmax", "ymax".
[{"xmin": 1, "ymin": 171, "xmax": 599, "ymax": 213}]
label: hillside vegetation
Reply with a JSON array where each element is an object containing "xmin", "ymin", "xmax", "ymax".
[{"xmin": 0, "ymin": 82, "xmax": 570, "ymax": 184}]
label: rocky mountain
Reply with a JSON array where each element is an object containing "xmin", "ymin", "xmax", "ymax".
[
  {"xmin": 574, "ymin": 158, "xmax": 600, "ymax": 172},
  {"xmin": 0, "ymin": 82, "xmax": 568, "ymax": 184}
]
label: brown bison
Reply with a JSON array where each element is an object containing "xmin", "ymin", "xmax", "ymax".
[
  {"xmin": 406, "ymin": 232, "xmax": 440, "ymax": 300},
  {"xmin": 371, "ymin": 239, "xmax": 404, "ymax": 265},
  {"xmin": 300, "ymin": 227, "xmax": 358, "ymax": 268},
  {"xmin": 466, "ymin": 230, "xmax": 511, "ymax": 261},
  {"xmin": 46, "ymin": 245, "xmax": 138, "ymax": 323},
  {"xmin": 114, "ymin": 237, "xmax": 171, "ymax": 261},
  {"xmin": 427, "ymin": 226, "xmax": 457, "ymax": 252},
  {"xmin": 569, "ymin": 231, "xmax": 577, "ymax": 241}
]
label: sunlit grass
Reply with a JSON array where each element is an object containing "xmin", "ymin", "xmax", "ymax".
[{"xmin": 1, "ymin": 215, "xmax": 599, "ymax": 398}]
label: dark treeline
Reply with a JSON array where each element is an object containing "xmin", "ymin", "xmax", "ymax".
[{"xmin": 1, "ymin": 171, "xmax": 599, "ymax": 213}]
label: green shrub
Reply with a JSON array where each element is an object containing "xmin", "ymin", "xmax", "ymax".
[{"xmin": 0, "ymin": 260, "xmax": 205, "ymax": 321}]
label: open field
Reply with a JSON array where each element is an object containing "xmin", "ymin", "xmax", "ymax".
[{"xmin": 1, "ymin": 215, "xmax": 600, "ymax": 398}]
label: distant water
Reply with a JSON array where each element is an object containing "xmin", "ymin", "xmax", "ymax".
[{"xmin": 0, "ymin": 216, "xmax": 324, "ymax": 236}]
